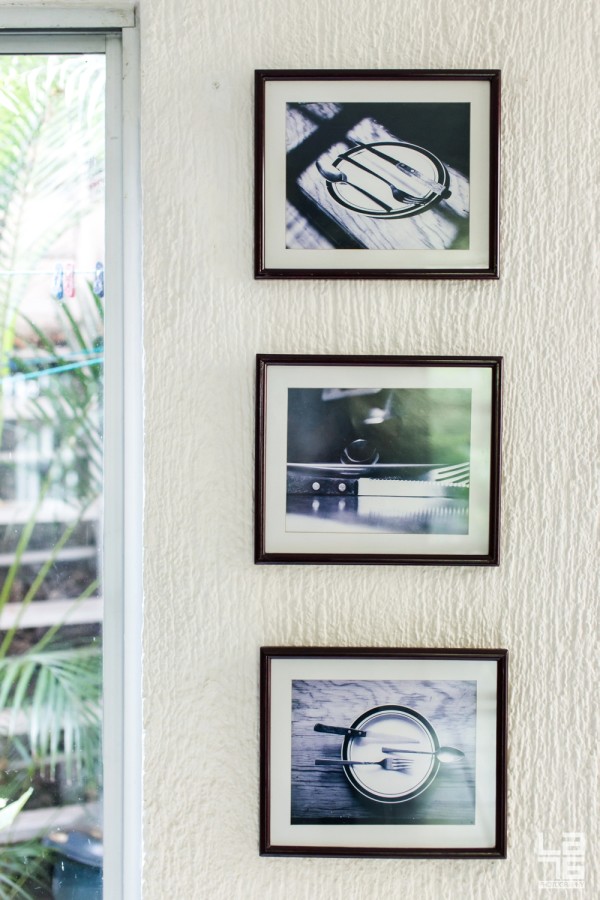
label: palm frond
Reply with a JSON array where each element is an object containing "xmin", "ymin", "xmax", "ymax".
[
  {"xmin": 0, "ymin": 480, "xmax": 51, "ymax": 616},
  {"xmin": 0, "ymin": 59, "xmax": 105, "ymax": 881},
  {"xmin": 14, "ymin": 290, "xmax": 104, "ymax": 502},
  {"xmin": 0, "ymin": 842, "xmax": 50, "ymax": 899},
  {"xmin": 0, "ymin": 646, "xmax": 102, "ymax": 779},
  {"xmin": 0, "ymin": 54, "xmax": 105, "ymax": 334},
  {"xmin": 0, "ymin": 789, "xmax": 33, "ymax": 832}
]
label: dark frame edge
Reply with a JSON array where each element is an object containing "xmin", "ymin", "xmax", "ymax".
[
  {"xmin": 254, "ymin": 356, "xmax": 268, "ymax": 562},
  {"xmin": 256, "ymin": 553, "xmax": 496, "ymax": 567},
  {"xmin": 488, "ymin": 70, "xmax": 501, "ymax": 279},
  {"xmin": 259, "ymin": 646, "xmax": 509, "ymax": 858},
  {"xmin": 494, "ymin": 648, "xmax": 509, "ymax": 858},
  {"xmin": 259, "ymin": 648, "xmax": 271, "ymax": 854},
  {"xmin": 260, "ymin": 846, "xmax": 506, "ymax": 859},
  {"xmin": 255, "ymin": 355, "xmax": 503, "ymax": 566},
  {"xmin": 255, "ymin": 269, "xmax": 500, "ymax": 281},
  {"xmin": 254, "ymin": 71, "xmax": 266, "ymax": 279},
  {"xmin": 487, "ymin": 357, "xmax": 503, "ymax": 565},
  {"xmin": 254, "ymin": 69, "xmax": 501, "ymax": 280}
]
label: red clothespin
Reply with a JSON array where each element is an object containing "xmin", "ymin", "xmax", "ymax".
[{"xmin": 64, "ymin": 262, "xmax": 75, "ymax": 299}]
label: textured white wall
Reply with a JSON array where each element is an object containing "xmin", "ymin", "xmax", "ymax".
[{"xmin": 140, "ymin": 0, "xmax": 598, "ymax": 898}]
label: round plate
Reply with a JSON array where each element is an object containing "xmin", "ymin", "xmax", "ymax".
[
  {"xmin": 326, "ymin": 141, "xmax": 450, "ymax": 220},
  {"xmin": 341, "ymin": 705, "xmax": 440, "ymax": 804}
]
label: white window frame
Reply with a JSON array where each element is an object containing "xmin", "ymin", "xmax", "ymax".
[{"xmin": 0, "ymin": 7, "xmax": 142, "ymax": 900}]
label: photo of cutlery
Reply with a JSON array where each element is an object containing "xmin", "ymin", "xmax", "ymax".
[
  {"xmin": 314, "ymin": 722, "xmax": 419, "ymax": 742},
  {"xmin": 382, "ymin": 745, "xmax": 465, "ymax": 763}
]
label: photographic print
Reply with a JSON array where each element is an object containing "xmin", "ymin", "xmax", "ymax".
[
  {"xmin": 255, "ymin": 355, "xmax": 502, "ymax": 565},
  {"xmin": 287, "ymin": 386, "xmax": 472, "ymax": 537},
  {"xmin": 255, "ymin": 70, "xmax": 500, "ymax": 278},
  {"xmin": 286, "ymin": 102, "xmax": 470, "ymax": 250},
  {"xmin": 261, "ymin": 648, "xmax": 508, "ymax": 857},
  {"xmin": 291, "ymin": 679, "xmax": 476, "ymax": 823}
]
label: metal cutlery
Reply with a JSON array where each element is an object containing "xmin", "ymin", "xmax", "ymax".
[
  {"xmin": 314, "ymin": 723, "xmax": 418, "ymax": 742},
  {"xmin": 315, "ymin": 160, "xmax": 393, "ymax": 211},
  {"xmin": 382, "ymin": 745, "xmax": 465, "ymax": 763},
  {"xmin": 315, "ymin": 757, "xmax": 410, "ymax": 771},
  {"xmin": 314, "ymin": 723, "xmax": 367, "ymax": 738},
  {"xmin": 344, "ymin": 153, "xmax": 417, "ymax": 204},
  {"xmin": 352, "ymin": 142, "xmax": 451, "ymax": 199}
]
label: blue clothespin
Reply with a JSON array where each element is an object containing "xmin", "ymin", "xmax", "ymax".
[
  {"xmin": 93, "ymin": 261, "xmax": 104, "ymax": 298},
  {"xmin": 52, "ymin": 263, "xmax": 64, "ymax": 301}
]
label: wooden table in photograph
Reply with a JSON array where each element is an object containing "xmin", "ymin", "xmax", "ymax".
[
  {"xmin": 291, "ymin": 679, "xmax": 476, "ymax": 825},
  {"xmin": 286, "ymin": 105, "xmax": 470, "ymax": 253}
]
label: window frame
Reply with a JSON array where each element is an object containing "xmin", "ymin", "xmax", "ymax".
[{"xmin": 0, "ymin": 9, "xmax": 142, "ymax": 900}]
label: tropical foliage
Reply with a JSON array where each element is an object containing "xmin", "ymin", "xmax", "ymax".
[
  {"xmin": 0, "ymin": 54, "xmax": 105, "ymax": 897},
  {"xmin": 0, "ymin": 54, "xmax": 104, "ymax": 368}
]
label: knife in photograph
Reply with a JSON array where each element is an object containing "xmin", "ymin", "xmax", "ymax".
[
  {"xmin": 314, "ymin": 723, "xmax": 367, "ymax": 738},
  {"xmin": 288, "ymin": 463, "xmax": 470, "ymax": 498},
  {"xmin": 314, "ymin": 723, "xmax": 419, "ymax": 742}
]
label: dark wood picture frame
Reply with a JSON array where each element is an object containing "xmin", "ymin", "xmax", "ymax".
[
  {"xmin": 255, "ymin": 69, "xmax": 500, "ymax": 279},
  {"xmin": 255, "ymin": 354, "xmax": 502, "ymax": 566},
  {"xmin": 260, "ymin": 647, "xmax": 508, "ymax": 858}
]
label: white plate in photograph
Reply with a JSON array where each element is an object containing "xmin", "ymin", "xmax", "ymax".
[{"xmin": 342, "ymin": 704, "xmax": 440, "ymax": 803}]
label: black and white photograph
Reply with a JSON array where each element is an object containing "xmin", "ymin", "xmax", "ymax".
[
  {"xmin": 286, "ymin": 386, "xmax": 472, "ymax": 537},
  {"xmin": 255, "ymin": 355, "xmax": 502, "ymax": 565},
  {"xmin": 255, "ymin": 70, "xmax": 500, "ymax": 278},
  {"xmin": 260, "ymin": 648, "xmax": 508, "ymax": 857},
  {"xmin": 285, "ymin": 101, "xmax": 470, "ymax": 251},
  {"xmin": 291, "ymin": 679, "xmax": 476, "ymax": 824}
]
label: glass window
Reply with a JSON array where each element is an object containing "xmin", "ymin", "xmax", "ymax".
[{"xmin": 0, "ymin": 50, "xmax": 106, "ymax": 897}]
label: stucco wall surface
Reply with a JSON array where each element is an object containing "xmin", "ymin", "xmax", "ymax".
[{"xmin": 140, "ymin": 1, "xmax": 598, "ymax": 898}]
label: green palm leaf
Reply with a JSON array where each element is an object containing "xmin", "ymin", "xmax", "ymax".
[
  {"xmin": 0, "ymin": 54, "xmax": 105, "ymax": 366},
  {"xmin": 0, "ymin": 842, "xmax": 50, "ymax": 898},
  {"xmin": 0, "ymin": 647, "xmax": 102, "ymax": 779}
]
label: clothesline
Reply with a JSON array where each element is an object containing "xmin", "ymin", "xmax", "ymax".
[
  {"xmin": 2, "ymin": 357, "xmax": 104, "ymax": 385},
  {"xmin": 8, "ymin": 348, "xmax": 101, "ymax": 362},
  {"xmin": 0, "ymin": 262, "xmax": 105, "ymax": 298},
  {"xmin": 0, "ymin": 269, "xmax": 98, "ymax": 276}
]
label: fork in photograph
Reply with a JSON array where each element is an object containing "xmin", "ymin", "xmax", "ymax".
[{"xmin": 315, "ymin": 757, "xmax": 411, "ymax": 771}]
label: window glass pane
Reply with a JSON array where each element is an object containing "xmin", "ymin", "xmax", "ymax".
[{"xmin": 0, "ymin": 53, "xmax": 105, "ymax": 897}]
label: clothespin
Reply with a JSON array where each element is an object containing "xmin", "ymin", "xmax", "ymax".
[
  {"xmin": 93, "ymin": 261, "xmax": 104, "ymax": 298},
  {"xmin": 64, "ymin": 262, "xmax": 75, "ymax": 298},
  {"xmin": 52, "ymin": 263, "xmax": 64, "ymax": 301}
]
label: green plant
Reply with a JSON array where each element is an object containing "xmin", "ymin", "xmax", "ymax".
[
  {"xmin": 0, "ymin": 788, "xmax": 49, "ymax": 899},
  {"xmin": 1, "ymin": 289, "xmax": 103, "ymax": 782},
  {"xmin": 0, "ymin": 54, "xmax": 105, "ymax": 377},
  {"xmin": 0, "ymin": 844, "xmax": 49, "ymax": 900},
  {"xmin": 0, "ymin": 295, "xmax": 103, "ymax": 898},
  {"xmin": 0, "ymin": 53, "xmax": 105, "ymax": 898}
]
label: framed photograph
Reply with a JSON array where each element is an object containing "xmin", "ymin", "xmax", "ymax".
[
  {"xmin": 260, "ymin": 647, "xmax": 508, "ymax": 858},
  {"xmin": 255, "ymin": 69, "xmax": 500, "ymax": 279},
  {"xmin": 255, "ymin": 355, "xmax": 502, "ymax": 565}
]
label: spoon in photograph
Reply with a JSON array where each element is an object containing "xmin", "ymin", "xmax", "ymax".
[
  {"xmin": 315, "ymin": 161, "xmax": 393, "ymax": 212},
  {"xmin": 381, "ymin": 745, "xmax": 465, "ymax": 763}
]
